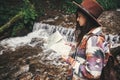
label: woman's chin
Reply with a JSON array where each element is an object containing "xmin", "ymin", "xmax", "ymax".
[
  {"xmin": 79, "ymin": 23, "xmax": 85, "ymax": 27},
  {"xmin": 80, "ymin": 25, "xmax": 84, "ymax": 27}
]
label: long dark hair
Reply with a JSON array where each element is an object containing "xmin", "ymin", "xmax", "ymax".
[{"xmin": 75, "ymin": 7, "xmax": 99, "ymax": 45}]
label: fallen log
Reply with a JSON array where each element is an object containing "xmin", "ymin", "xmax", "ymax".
[{"xmin": 0, "ymin": 12, "xmax": 23, "ymax": 33}]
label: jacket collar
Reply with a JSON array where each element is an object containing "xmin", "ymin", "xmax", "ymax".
[{"xmin": 88, "ymin": 27, "xmax": 103, "ymax": 35}]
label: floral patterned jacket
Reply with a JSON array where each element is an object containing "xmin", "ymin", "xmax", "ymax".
[{"xmin": 67, "ymin": 27, "xmax": 110, "ymax": 79}]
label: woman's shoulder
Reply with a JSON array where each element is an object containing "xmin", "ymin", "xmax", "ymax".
[
  {"xmin": 86, "ymin": 27, "xmax": 105, "ymax": 40},
  {"xmin": 90, "ymin": 27, "xmax": 103, "ymax": 35}
]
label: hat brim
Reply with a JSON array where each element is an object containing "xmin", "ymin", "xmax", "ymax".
[{"xmin": 73, "ymin": 1, "xmax": 101, "ymax": 26}]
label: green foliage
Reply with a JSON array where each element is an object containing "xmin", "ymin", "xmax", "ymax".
[
  {"xmin": 59, "ymin": 0, "xmax": 118, "ymax": 13},
  {"xmin": 0, "ymin": 2, "xmax": 22, "ymax": 26},
  {"xmin": 30, "ymin": 0, "xmax": 45, "ymax": 17},
  {"xmin": 48, "ymin": 0, "xmax": 82, "ymax": 13},
  {"xmin": 0, "ymin": 0, "xmax": 37, "ymax": 37},
  {"xmin": 22, "ymin": 0, "xmax": 37, "ymax": 25},
  {"xmin": 11, "ymin": 23, "xmax": 25, "ymax": 36},
  {"xmin": 11, "ymin": 0, "xmax": 37, "ymax": 36},
  {"xmin": 97, "ymin": 0, "xmax": 117, "ymax": 10},
  {"xmin": 62, "ymin": 0, "xmax": 77, "ymax": 13},
  {"xmin": 65, "ymin": 0, "xmax": 82, "ymax": 13}
]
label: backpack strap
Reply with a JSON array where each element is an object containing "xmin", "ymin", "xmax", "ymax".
[
  {"xmin": 72, "ymin": 33, "xmax": 97, "ymax": 59},
  {"xmin": 79, "ymin": 33, "xmax": 98, "ymax": 49}
]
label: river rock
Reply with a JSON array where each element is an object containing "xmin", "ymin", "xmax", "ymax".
[{"xmin": 98, "ymin": 11, "xmax": 120, "ymax": 34}]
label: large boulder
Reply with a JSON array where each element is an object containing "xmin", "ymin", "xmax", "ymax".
[{"xmin": 98, "ymin": 11, "xmax": 120, "ymax": 34}]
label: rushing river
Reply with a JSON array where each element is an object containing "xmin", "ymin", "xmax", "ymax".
[{"xmin": 0, "ymin": 23, "xmax": 119, "ymax": 51}]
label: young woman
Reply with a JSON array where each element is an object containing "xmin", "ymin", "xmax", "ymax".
[{"xmin": 62, "ymin": 0, "xmax": 112, "ymax": 80}]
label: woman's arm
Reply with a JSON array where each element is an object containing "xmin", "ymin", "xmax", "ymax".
[{"xmin": 65, "ymin": 35, "xmax": 110, "ymax": 78}]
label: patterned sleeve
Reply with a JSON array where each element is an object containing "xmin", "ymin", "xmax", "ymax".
[
  {"xmin": 68, "ymin": 35, "xmax": 110, "ymax": 78},
  {"xmin": 85, "ymin": 35, "xmax": 105, "ymax": 77}
]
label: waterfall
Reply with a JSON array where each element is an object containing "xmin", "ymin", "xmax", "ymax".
[
  {"xmin": 0, "ymin": 22, "xmax": 119, "ymax": 52},
  {"xmin": 0, "ymin": 23, "xmax": 75, "ymax": 52},
  {"xmin": 33, "ymin": 23, "xmax": 75, "ymax": 42}
]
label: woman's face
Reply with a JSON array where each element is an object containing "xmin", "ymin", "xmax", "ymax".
[{"xmin": 77, "ymin": 12, "xmax": 87, "ymax": 26}]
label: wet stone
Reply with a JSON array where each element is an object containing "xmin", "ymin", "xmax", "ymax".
[
  {"xmin": 0, "ymin": 44, "xmax": 68, "ymax": 80},
  {"xmin": 17, "ymin": 72, "xmax": 33, "ymax": 80}
]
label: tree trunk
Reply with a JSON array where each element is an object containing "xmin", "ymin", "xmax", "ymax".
[{"xmin": 0, "ymin": 12, "xmax": 23, "ymax": 33}]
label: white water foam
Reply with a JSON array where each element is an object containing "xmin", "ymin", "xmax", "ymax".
[
  {"xmin": 0, "ymin": 22, "xmax": 119, "ymax": 51},
  {"xmin": 0, "ymin": 23, "xmax": 75, "ymax": 53}
]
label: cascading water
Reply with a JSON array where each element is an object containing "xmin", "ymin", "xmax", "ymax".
[
  {"xmin": 0, "ymin": 22, "xmax": 120, "ymax": 53},
  {"xmin": 0, "ymin": 23, "xmax": 75, "ymax": 50},
  {"xmin": 33, "ymin": 23, "xmax": 75, "ymax": 42}
]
